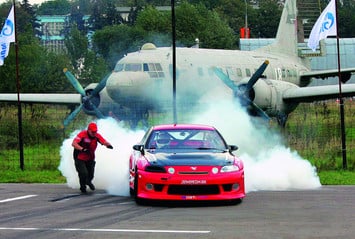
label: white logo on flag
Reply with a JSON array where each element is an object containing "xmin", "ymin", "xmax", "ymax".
[
  {"xmin": 307, "ymin": 0, "xmax": 337, "ymax": 52},
  {"xmin": 1, "ymin": 18, "xmax": 15, "ymax": 37},
  {"xmin": 0, "ymin": 5, "xmax": 15, "ymax": 66}
]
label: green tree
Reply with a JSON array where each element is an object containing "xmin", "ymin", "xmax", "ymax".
[
  {"xmin": 92, "ymin": 24, "xmax": 146, "ymax": 68},
  {"xmin": 135, "ymin": 5, "xmax": 170, "ymax": 33},
  {"xmin": 65, "ymin": 25, "xmax": 108, "ymax": 85},
  {"xmin": 65, "ymin": 26, "xmax": 88, "ymax": 68},
  {"xmin": 338, "ymin": 2, "xmax": 355, "ymax": 37},
  {"xmin": 0, "ymin": 25, "xmax": 71, "ymax": 93},
  {"xmin": 75, "ymin": 0, "xmax": 93, "ymax": 15},
  {"xmin": 36, "ymin": 0, "xmax": 71, "ymax": 15},
  {"xmin": 174, "ymin": 1, "xmax": 236, "ymax": 48},
  {"xmin": 70, "ymin": 2, "xmax": 86, "ymax": 32},
  {"xmin": 214, "ymin": 0, "xmax": 248, "ymax": 39},
  {"xmin": 93, "ymin": 0, "xmax": 237, "ymax": 67},
  {"xmin": 89, "ymin": 0, "xmax": 124, "ymax": 30},
  {"xmin": 252, "ymin": 0, "xmax": 281, "ymax": 38},
  {"xmin": 188, "ymin": 0, "xmax": 222, "ymax": 10}
]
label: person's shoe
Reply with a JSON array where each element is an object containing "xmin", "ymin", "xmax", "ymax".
[
  {"xmin": 80, "ymin": 186, "xmax": 87, "ymax": 194},
  {"xmin": 88, "ymin": 182, "xmax": 95, "ymax": 191}
]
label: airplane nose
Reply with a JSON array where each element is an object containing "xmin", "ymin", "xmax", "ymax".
[{"xmin": 105, "ymin": 71, "xmax": 151, "ymax": 103}]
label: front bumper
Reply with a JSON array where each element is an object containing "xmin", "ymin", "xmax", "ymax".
[{"xmin": 135, "ymin": 170, "xmax": 245, "ymax": 201}]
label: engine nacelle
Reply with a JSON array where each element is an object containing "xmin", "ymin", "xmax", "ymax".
[
  {"xmin": 251, "ymin": 79, "xmax": 299, "ymax": 116},
  {"xmin": 82, "ymin": 83, "xmax": 120, "ymax": 116}
]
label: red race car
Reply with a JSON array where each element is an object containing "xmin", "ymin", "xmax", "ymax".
[{"xmin": 129, "ymin": 124, "xmax": 245, "ymax": 204}]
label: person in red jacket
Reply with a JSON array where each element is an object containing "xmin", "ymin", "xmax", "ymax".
[{"xmin": 72, "ymin": 122, "xmax": 113, "ymax": 193}]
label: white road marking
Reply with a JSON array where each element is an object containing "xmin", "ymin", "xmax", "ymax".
[
  {"xmin": 0, "ymin": 227, "xmax": 210, "ymax": 234},
  {"xmin": 0, "ymin": 195, "xmax": 37, "ymax": 203}
]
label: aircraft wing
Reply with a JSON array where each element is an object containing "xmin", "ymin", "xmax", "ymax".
[
  {"xmin": 0, "ymin": 94, "xmax": 81, "ymax": 104},
  {"xmin": 300, "ymin": 68, "xmax": 355, "ymax": 83},
  {"xmin": 283, "ymin": 84, "xmax": 355, "ymax": 103}
]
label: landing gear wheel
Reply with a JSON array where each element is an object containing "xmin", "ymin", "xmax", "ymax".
[{"xmin": 277, "ymin": 113, "xmax": 288, "ymax": 128}]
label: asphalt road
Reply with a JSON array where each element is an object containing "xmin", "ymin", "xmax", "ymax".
[{"xmin": 0, "ymin": 184, "xmax": 354, "ymax": 239}]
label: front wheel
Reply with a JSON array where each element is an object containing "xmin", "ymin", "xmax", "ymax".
[{"xmin": 133, "ymin": 171, "xmax": 145, "ymax": 205}]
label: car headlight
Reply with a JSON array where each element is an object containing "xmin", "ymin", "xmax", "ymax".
[
  {"xmin": 220, "ymin": 165, "xmax": 239, "ymax": 173},
  {"xmin": 145, "ymin": 165, "xmax": 166, "ymax": 172}
]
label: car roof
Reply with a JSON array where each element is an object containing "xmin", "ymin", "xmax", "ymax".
[{"xmin": 151, "ymin": 124, "xmax": 216, "ymax": 131}]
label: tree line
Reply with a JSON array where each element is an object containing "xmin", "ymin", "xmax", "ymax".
[{"xmin": 0, "ymin": 0, "xmax": 355, "ymax": 94}]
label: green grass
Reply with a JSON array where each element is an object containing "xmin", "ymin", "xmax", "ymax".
[
  {"xmin": 1, "ymin": 169, "xmax": 66, "ymax": 183},
  {"xmin": 317, "ymin": 171, "xmax": 355, "ymax": 185}
]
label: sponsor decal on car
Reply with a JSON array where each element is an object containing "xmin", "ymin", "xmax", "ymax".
[
  {"xmin": 181, "ymin": 180, "xmax": 207, "ymax": 185},
  {"xmin": 181, "ymin": 195, "xmax": 208, "ymax": 200}
]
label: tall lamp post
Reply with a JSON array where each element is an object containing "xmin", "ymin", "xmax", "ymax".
[{"xmin": 171, "ymin": 0, "xmax": 177, "ymax": 124}]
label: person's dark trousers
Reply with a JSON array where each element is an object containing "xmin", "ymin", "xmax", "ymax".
[{"xmin": 74, "ymin": 158, "xmax": 96, "ymax": 191}]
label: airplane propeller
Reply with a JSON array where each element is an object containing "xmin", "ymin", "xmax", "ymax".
[
  {"xmin": 63, "ymin": 68, "xmax": 86, "ymax": 96},
  {"xmin": 213, "ymin": 60, "xmax": 270, "ymax": 121},
  {"xmin": 63, "ymin": 104, "xmax": 83, "ymax": 127},
  {"xmin": 63, "ymin": 69, "xmax": 110, "ymax": 127}
]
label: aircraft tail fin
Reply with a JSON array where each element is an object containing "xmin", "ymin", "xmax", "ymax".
[{"xmin": 258, "ymin": 0, "xmax": 299, "ymax": 57}]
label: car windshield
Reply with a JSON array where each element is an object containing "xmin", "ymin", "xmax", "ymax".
[{"xmin": 146, "ymin": 129, "xmax": 228, "ymax": 150}]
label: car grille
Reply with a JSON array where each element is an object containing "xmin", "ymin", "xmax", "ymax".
[
  {"xmin": 167, "ymin": 185, "xmax": 220, "ymax": 195},
  {"xmin": 178, "ymin": 171, "xmax": 209, "ymax": 175}
]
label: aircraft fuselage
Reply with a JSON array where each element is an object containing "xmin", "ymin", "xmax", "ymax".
[{"xmin": 105, "ymin": 44, "xmax": 310, "ymax": 113}]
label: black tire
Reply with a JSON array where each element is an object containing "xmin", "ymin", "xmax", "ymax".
[
  {"xmin": 229, "ymin": 198, "xmax": 243, "ymax": 205},
  {"xmin": 133, "ymin": 171, "xmax": 143, "ymax": 205},
  {"xmin": 133, "ymin": 172, "xmax": 138, "ymax": 199}
]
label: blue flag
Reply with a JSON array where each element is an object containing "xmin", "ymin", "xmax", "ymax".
[
  {"xmin": 0, "ymin": 5, "xmax": 15, "ymax": 66},
  {"xmin": 307, "ymin": 0, "xmax": 337, "ymax": 52}
]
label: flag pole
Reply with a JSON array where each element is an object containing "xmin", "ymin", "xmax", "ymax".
[
  {"xmin": 13, "ymin": 0, "xmax": 25, "ymax": 170},
  {"xmin": 334, "ymin": 0, "xmax": 347, "ymax": 169}
]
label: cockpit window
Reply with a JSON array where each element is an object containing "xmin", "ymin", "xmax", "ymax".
[
  {"xmin": 144, "ymin": 63, "xmax": 165, "ymax": 78},
  {"xmin": 114, "ymin": 64, "xmax": 124, "ymax": 72},
  {"xmin": 114, "ymin": 62, "xmax": 164, "ymax": 78},
  {"xmin": 144, "ymin": 63, "xmax": 163, "ymax": 72},
  {"xmin": 124, "ymin": 63, "xmax": 142, "ymax": 72}
]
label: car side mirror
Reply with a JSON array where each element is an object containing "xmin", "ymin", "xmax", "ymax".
[
  {"xmin": 228, "ymin": 145, "xmax": 238, "ymax": 152},
  {"xmin": 133, "ymin": 144, "xmax": 145, "ymax": 155}
]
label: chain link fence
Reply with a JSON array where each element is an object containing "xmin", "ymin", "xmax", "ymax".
[{"xmin": 0, "ymin": 99, "xmax": 354, "ymax": 172}]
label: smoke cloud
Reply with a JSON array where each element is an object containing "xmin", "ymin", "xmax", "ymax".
[
  {"xmin": 58, "ymin": 101, "xmax": 321, "ymax": 196},
  {"xmin": 190, "ymin": 100, "xmax": 321, "ymax": 192}
]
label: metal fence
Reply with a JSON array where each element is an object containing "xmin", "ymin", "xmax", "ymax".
[{"xmin": 0, "ymin": 99, "xmax": 354, "ymax": 172}]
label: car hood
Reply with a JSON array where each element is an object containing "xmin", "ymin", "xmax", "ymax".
[{"xmin": 145, "ymin": 151, "xmax": 234, "ymax": 166}]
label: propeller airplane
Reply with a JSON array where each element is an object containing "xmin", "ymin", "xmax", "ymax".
[{"xmin": 1, "ymin": 0, "xmax": 355, "ymax": 128}]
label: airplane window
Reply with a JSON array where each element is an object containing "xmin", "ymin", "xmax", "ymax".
[
  {"xmin": 124, "ymin": 64, "xmax": 142, "ymax": 72},
  {"xmin": 227, "ymin": 67, "xmax": 236, "ymax": 77},
  {"xmin": 287, "ymin": 70, "xmax": 292, "ymax": 77},
  {"xmin": 155, "ymin": 63, "xmax": 163, "ymax": 71},
  {"xmin": 291, "ymin": 69, "xmax": 297, "ymax": 77},
  {"xmin": 143, "ymin": 63, "xmax": 149, "ymax": 71},
  {"xmin": 142, "ymin": 63, "xmax": 164, "ymax": 77},
  {"xmin": 148, "ymin": 63, "xmax": 156, "ymax": 71},
  {"xmin": 114, "ymin": 64, "xmax": 124, "ymax": 72},
  {"xmin": 246, "ymin": 68, "xmax": 251, "ymax": 77},
  {"xmin": 149, "ymin": 72, "xmax": 158, "ymax": 78},
  {"xmin": 236, "ymin": 68, "xmax": 242, "ymax": 77}
]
